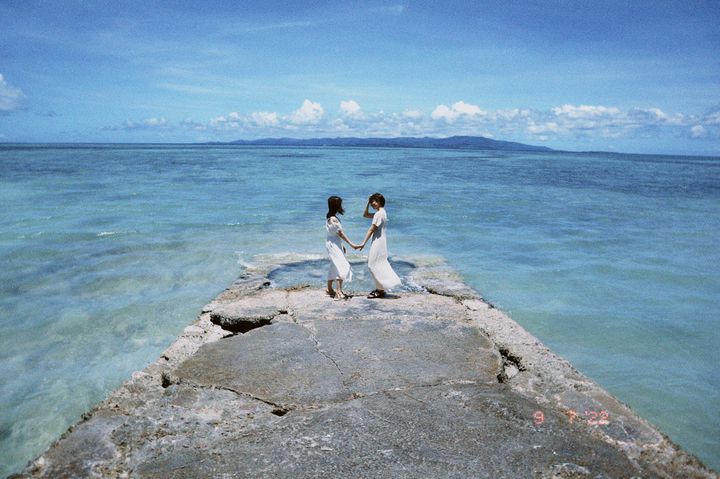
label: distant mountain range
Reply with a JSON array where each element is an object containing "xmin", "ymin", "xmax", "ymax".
[{"xmin": 221, "ymin": 135, "xmax": 553, "ymax": 152}]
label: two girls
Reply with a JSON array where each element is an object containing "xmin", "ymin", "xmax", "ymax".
[{"xmin": 325, "ymin": 193, "xmax": 401, "ymax": 299}]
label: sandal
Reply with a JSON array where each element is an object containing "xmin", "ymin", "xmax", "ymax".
[
  {"xmin": 326, "ymin": 289, "xmax": 336, "ymax": 297},
  {"xmin": 367, "ymin": 290, "xmax": 386, "ymax": 299},
  {"xmin": 336, "ymin": 291, "xmax": 350, "ymax": 300}
]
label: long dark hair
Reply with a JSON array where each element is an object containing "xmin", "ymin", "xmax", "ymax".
[{"xmin": 326, "ymin": 196, "xmax": 345, "ymax": 219}]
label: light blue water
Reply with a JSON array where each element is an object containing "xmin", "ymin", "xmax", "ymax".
[{"xmin": 1, "ymin": 144, "xmax": 718, "ymax": 474}]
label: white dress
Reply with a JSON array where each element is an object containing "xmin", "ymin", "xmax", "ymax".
[
  {"xmin": 368, "ymin": 208, "xmax": 401, "ymax": 290},
  {"xmin": 326, "ymin": 216, "xmax": 352, "ymax": 282}
]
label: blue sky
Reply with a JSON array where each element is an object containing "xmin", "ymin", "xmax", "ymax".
[{"xmin": 1, "ymin": 0, "xmax": 718, "ymax": 155}]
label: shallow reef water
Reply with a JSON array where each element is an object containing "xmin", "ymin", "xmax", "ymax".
[{"xmin": 1, "ymin": 144, "xmax": 718, "ymax": 474}]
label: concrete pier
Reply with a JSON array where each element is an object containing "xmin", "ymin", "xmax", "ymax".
[{"xmin": 11, "ymin": 260, "xmax": 716, "ymax": 478}]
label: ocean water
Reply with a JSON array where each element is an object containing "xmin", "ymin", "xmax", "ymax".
[{"xmin": 1, "ymin": 144, "xmax": 718, "ymax": 474}]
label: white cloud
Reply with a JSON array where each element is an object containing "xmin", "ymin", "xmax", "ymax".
[
  {"xmin": 250, "ymin": 111, "xmax": 279, "ymax": 126},
  {"xmin": 0, "ymin": 74, "xmax": 26, "ymax": 112},
  {"xmin": 453, "ymin": 101, "xmax": 484, "ymax": 116},
  {"xmin": 107, "ymin": 117, "xmax": 169, "ymax": 130},
  {"xmin": 631, "ymin": 107, "xmax": 667, "ymax": 120},
  {"xmin": 330, "ymin": 118, "xmax": 351, "ymax": 131},
  {"xmin": 209, "ymin": 115, "xmax": 226, "ymax": 126},
  {"xmin": 552, "ymin": 104, "xmax": 621, "ymax": 119},
  {"xmin": 143, "ymin": 117, "xmax": 167, "ymax": 127},
  {"xmin": 431, "ymin": 101, "xmax": 486, "ymax": 122},
  {"xmin": 627, "ymin": 107, "xmax": 685, "ymax": 126},
  {"xmin": 527, "ymin": 121, "xmax": 562, "ymax": 134},
  {"xmin": 691, "ymin": 125, "xmax": 706, "ymax": 138},
  {"xmin": 339, "ymin": 100, "xmax": 362, "ymax": 117},
  {"xmin": 494, "ymin": 109, "xmax": 531, "ymax": 121},
  {"xmin": 209, "ymin": 114, "xmax": 243, "ymax": 131},
  {"xmin": 703, "ymin": 108, "xmax": 720, "ymax": 126},
  {"xmin": 101, "ymin": 100, "xmax": 715, "ymax": 147},
  {"xmin": 402, "ymin": 109, "xmax": 423, "ymax": 119},
  {"xmin": 430, "ymin": 104, "xmax": 454, "ymax": 121},
  {"xmin": 289, "ymin": 99, "xmax": 324, "ymax": 124}
]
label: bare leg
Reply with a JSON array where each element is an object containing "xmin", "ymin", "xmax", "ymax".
[{"xmin": 326, "ymin": 280, "xmax": 335, "ymax": 296}]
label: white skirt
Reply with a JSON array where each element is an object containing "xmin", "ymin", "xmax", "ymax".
[
  {"xmin": 326, "ymin": 238, "xmax": 352, "ymax": 281},
  {"xmin": 368, "ymin": 237, "xmax": 401, "ymax": 290}
]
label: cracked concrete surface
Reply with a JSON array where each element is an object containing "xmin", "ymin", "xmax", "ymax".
[{"xmin": 10, "ymin": 263, "xmax": 717, "ymax": 478}]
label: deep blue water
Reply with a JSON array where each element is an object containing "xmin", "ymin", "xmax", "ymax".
[{"xmin": 1, "ymin": 144, "xmax": 718, "ymax": 474}]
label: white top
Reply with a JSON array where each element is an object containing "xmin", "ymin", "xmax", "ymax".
[
  {"xmin": 326, "ymin": 216, "xmax": 343, "ymax": 239},
  {"xmin": 371, "ymin": 209, "xmax": 386, "ymax": 240}
]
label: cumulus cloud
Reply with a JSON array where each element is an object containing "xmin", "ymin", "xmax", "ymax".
[
  {"xmin": 289, "ymin": 99, "xmax": 324, "ymax": 124},
  {"xmin": 250, "ymin": 111, "xmax": 279, "ymax": 126},
  {"xmin": 431, "ymin": 101, "xmax": 486, "ymax": 122},
  {"xmin": 0, "ymin": 74, "xmax": 26, "ymax": 112},
  {"xmin": 209, "ymin": 113, "xmax": 244, "ymax": 131},
  {"xmin": 627, "ymin": 107, "xmax": 686, "ymax": 127},
  {"xmin": 529, "ymin": 103, "xmax": 716, "ymax": 140},
  {"xmin": 102, "ymin": 99, "xmax": 718, "ymax": 147},
  {"xmin": 339, "ymin": 100, "xmax": 362, "ymax": 118}
]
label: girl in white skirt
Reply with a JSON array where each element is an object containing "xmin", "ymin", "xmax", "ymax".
[
  {"xmin": 326, "ymin": 196, "xmax": 359, "ymax": 300},
  {"xmin": 358, "ymin": 192, "xmax": 402, "ymax": 298}
]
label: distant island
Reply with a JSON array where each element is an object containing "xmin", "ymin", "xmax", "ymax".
[{"xmin": 216, "ymin": 135, "xmax": 554, "ymax": 152}]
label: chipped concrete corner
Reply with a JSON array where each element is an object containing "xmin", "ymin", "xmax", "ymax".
[{"xmin": 11, "ymin": 262, "xmax": 717, "ymax": 479}]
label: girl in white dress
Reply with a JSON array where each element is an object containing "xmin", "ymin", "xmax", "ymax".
[
  {"xmin": 326, "ymin": 196, "xmax": 359, "ymax": 300},
  {"xmin": 358, "ymin": 192, "xmax": 402, "ymax": 298}
]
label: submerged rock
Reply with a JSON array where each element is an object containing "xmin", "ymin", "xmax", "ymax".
[{"xmin": 10, "ymin": 260, "xmax": 717, "ymax": 478}]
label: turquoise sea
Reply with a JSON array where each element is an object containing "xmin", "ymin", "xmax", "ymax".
[{"xmin": 1, "ymin": 144, "xmax": 718, "ymax": 475}]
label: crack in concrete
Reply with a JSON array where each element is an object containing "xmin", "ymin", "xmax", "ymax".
[
  {"xmin": 311, "ymin": 336, "xmax": 344, "ymax": 376},
  {"xmin": 182, "ymin": 381, "xmax": 294, "ymax": 415},
  {"xmin": 180, "ymin": 374, "xmax": 479, "ymax": 419},
  {"xmin": 293, "ymin": 320, "xmax": 344, "ymax": 376}
]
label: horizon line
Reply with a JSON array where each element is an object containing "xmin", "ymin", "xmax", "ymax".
[{"xmin": 1, "ymin": 138, "xmax": 718, "ymax": 159}]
